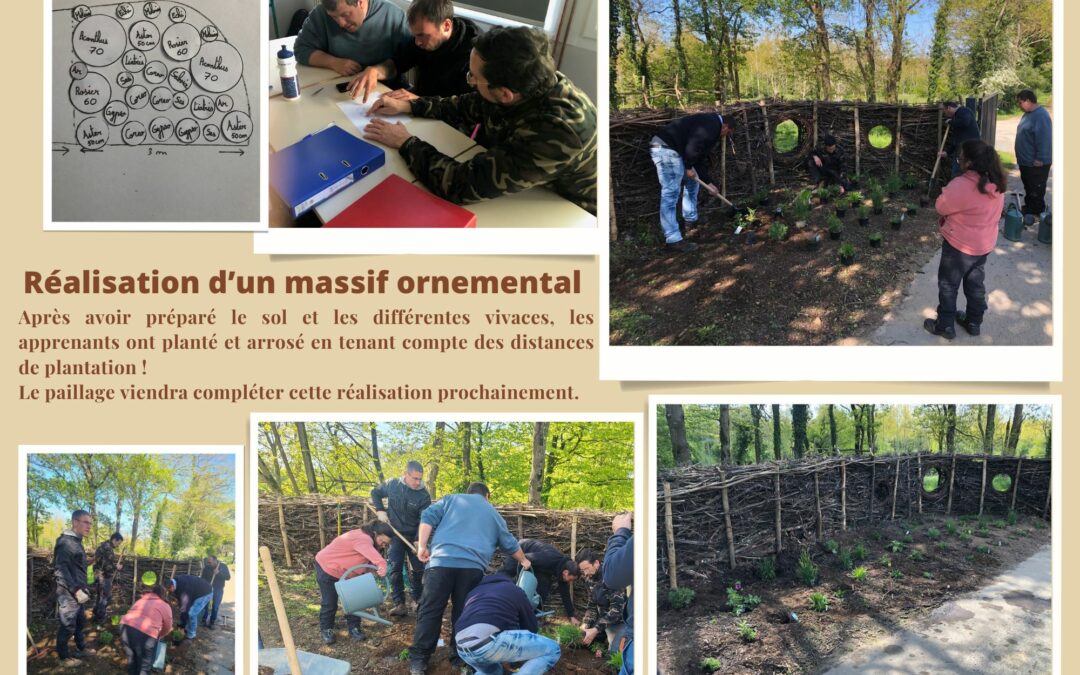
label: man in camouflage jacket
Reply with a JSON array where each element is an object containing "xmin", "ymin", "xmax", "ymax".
[
  {"xmin": 364, "ymin": 26, "xmax": 597, "ymax": 215},
  {"xmin": 578, "ymin": 555, "xmax": 628, "ymax": 654},
  {"xmin": 91, "ymin": 532, "xmax": 124, "ymax": 623}
]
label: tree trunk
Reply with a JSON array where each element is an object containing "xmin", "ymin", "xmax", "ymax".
[
  {"xmin": 114, "ymin": 495, "xmax": 123, "ymax": 538},
  {"xmin": 884, "ymin": 0, "xmax": 920, "ymax": 102},
  {"xmin": 772, "ymin": 404, "xmax": 782, "ymax": 460},
  {"xmin": 1006, "ymin": 404, "xmax": 1025, "ymax": 455},
  {"xmin": 719, "ymin": 405, "xmax": 732, "ymax": 464},
  {"xmin": 670, "ymin": 0, "xmax": 690, "ymax": 91},
  {"xmin": 129, "ymin": 495, "xmax": 141, "ymax": 548},
  {"xmin": 867, "ymin": 404, "xmax": 877, "ymax": 453},
  {"xmin": 945, "ymin": 404, "xmax": 957, "ymax": 454},
  {"xmin": 751, "ymin": 405, "xmax": 764, "ymax": 463},
  {"xmin": 806, "ymin": 0, "xmax": 833, "ymax": 99},
  {"xmin": 369, "ymin": 423, "xmax": 385, "ymax": 484},
  {"xmin": 462, "ymin": 422, "xmax": 473, "ymax": 480},
  {"xmin": 268, "ymin": 422, "xmax": 302, "ymax": 494},
  {"xmin": 792, "ymin": 405, "xmax": 809, "ymax": 458},
  {"xmin": 529, "ymin": 422, "xmax": 550, "ymax": 505},
  {"xmin": 856, "ymin": 0, "xmax": 878, "ymax": 101},
  {"xmin": 983, "ymin": 404, "xmax": 997, "ymax": 454},
  {"xmin": 854, "ymin": 406, "xmax": 864, "ymax": 455},
  {"xmin": 296, "ymin": 422, "xmax": 326, "ymax": 548},
  {"xmin": 696, "ymin": 0, "xmax": 724, "ymax": 100},
  {"xmin": 828, "ymin": 404, "xmax": 838, "ymax": 453},
  {"xmin": 476, "ymin": 423, "xmax": 487, "ymax": 482},
  {"xmin": 428, "ymin": 422, "xmax": 445, "ymax": 500},
  {"xmin": 666, "ymin": 405, "xmax": 692, "ymax": 465}
]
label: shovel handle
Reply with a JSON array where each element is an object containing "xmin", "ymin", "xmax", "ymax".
[
  {"xmin": 260, "ymin": 546, "xmax": 304, "ymax": 675},
  {"xmin": 364, "ymin": 503, "xmax": 417, "ymax": 554},
  {"xmin": 926, "ymin": 125, "xmax": 951, "ymax": 199},
  {"xmin": 689, "ymin": 175, "xmax": 734, "ymax": 207}
]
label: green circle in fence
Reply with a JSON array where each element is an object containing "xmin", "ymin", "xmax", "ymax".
[
  {"xmin": 991, "ymin": 474, "xmax": 1012, "ymax": 492},
  {"xmin": 923, "ymin": 468, "xmax": 941, "ymax": 492},
  {"xmin": 142, "ymin": 570, "xmax": 158, "ymax": 586},
  {"xmin": 868, "ymin": 125, "xmax": 893, "ymax": 149},
  {"xmin": 774, "ymin": 120, "xmax": 799, "ymax": 153}
]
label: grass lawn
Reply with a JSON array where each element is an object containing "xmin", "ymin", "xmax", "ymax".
[{"xmin": 998, "ymin": 150, "xmax": 1016, "ymax": 169}]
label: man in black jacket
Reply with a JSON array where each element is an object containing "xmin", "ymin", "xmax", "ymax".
[
  {"xmin": 499, "ymin": 538, "xmax": 580, "ymax": 622},
  {"xmin": 807, "ymin": 134, "xmax": 850, "ymax": 192},
  {"xmin": 649, "ymin": 112, "xmax": 732, "ymax": 252},
  {"xmin": 348, "ymin": 0, "xmax": 478, "ymax": 102},
  {"xmin": 199, "ymin": 555, "xmax": 232, "ymax": 629},
  {"xmin": 54, "ymin": 509, "xmax": 94, "ymax": 665},
  {"xmin": 940, "ymin": 101, "xmax": 981, "ymax": 177},
  {"xmin": 91, "ymin": 532, "xmax": 123, "ymax": 623},
  {"xmin": 170, "ymin": 575, "xmax": 214, "ymax": 640},
  {"xmin": 371, "ymin": 460, "xmax": 432, "ymax": 616},
  {"xmin": 455, "ymin": 574, "xmax": 561, "ymax": 674}
]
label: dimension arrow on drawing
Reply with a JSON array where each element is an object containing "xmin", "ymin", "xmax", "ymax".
[
  {"xmin": 52, "ymin": 146, "xmax": 70, "ymax": 155},
  {"xmin": 218, "ymin": 149, "xmax": 245, "ymax": 156},
  {"xmin": 79, "ymin": 148, "xmax": 104, "ymax": 153}
]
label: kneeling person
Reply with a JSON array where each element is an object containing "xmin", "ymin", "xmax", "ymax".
[{"xmin": 456, "ymin": 574, "xmax": 561, "ymax": 675}]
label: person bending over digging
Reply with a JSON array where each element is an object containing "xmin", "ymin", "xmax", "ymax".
[
  {"xmin": 313, "ymin": 520, "xmax": 393, "ymax": 644},
  {"xmin": 576, "ymin": 549, "xmax": 628, "ymax": 655},
  {"xmin": 454, "ymin": 573, "xmax": 562, "ymax": 675},
  {"xmin": 649, "ymin": 112, "xmax": 733, "ymax": 253},
  {"xmin": 169, "ymin": 574, "xmax": 214, "ymax": 641},
  {"xmin": 807, "ymin": 134, "xmax": 850, "ymax": 192},
  {"xmin": 120, "ymin": 584, "xmax": 173, "ymax": 675},
  {"xmin": 498, "ymin": 538, "xmax": 580, "ymax": 622},
  {"xmin": 924, "ymin": 139, "xmax": 1005, "ymax": 340}
]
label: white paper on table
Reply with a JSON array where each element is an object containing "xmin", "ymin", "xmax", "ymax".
[{"xmin": 336, "ymin": 95, "xmax": 410, "ymax": 133}]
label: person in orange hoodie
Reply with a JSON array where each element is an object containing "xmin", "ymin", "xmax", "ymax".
[
  {"xmin": 314, "ymin": 520, "xmax": 394, "ymax": 644},
  {"xmin": 924, "ymin": 139, "xmax": 1006, "ymax": 340},
  {"xmin": 119, "ymin": 584, "xmax": 172, "ymax": 675}
]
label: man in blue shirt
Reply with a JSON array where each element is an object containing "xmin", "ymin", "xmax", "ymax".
[
  {"xmin": 1014, "ymin": 89, "xmax": 1053, "ymax": 219},
  {"xmin": 294, "ymin": 0, "xmax": 412, "ymax": 78},
  {"xmin": 603, "ymin": 512, "xmax": 634, "ymax": 675},
  {"xmin": 939, "ymin": 102, "xmax": 981, "ymax": 177},
  {"xmin": 409, "ymin": 482, "xmax": 531, "ymax": 674}
]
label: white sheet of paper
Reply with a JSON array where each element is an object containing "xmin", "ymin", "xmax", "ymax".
[{"xmin": 337, "ymin": 96, "xmax": 409, "ymax": 133}]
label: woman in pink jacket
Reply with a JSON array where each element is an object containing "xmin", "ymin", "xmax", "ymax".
[
  {"xmin": 924, "ymin": 139, "xmax": 1006, "ymax": 339},
  {"xmin": 120, "ymin": 584, "xmax": 173, "ymax": 675},
  {"xmin": 314, "ymin": 520, "xmax": 394, "ymax": 644}
]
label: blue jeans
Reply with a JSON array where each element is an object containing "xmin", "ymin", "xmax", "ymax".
[
  {"xmin": 387, "ymin": 537, "xmax": 423, "ymax": 605},
  {"xmin": 620, "ymin": 637, "xmax": 634, "ymax": 675},
  {"xmin": 185, "ymin": 593, "xmax": 213, "ymax": 639},
  {"xmin": 650, "ymin": 146, "xmax": 698, "ymax": 243},
  {"xmin": 458, "ymin": 630, "xmax": 561, "ymax": 675},
  {"xmin": 200, "ymin": 586, "xmax": 225, "ymax": 626}
]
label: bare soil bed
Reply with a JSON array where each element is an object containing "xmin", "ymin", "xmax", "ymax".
[
  {"xmin": 656, "ymin": 512, "xmax": 1050, "ymax": 674},
  {"xmin": 610, "ymin": 186, "xmax": 942, "ymax": 345}
]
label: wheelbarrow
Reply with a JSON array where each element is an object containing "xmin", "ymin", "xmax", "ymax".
[
  {"xmin": 516, "ymin": 569, "xmax": 555, "ymax": 618},
  {"xmin": 336, "ymin": 564, "xmax": 393, "ymax": 626}
]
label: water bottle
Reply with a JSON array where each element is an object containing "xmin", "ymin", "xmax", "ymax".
[{"xmin": 277, "ymin": 45, "xmax": 299, "ymax": 101}]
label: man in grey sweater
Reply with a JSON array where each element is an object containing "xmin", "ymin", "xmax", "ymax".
[
  {"xmin": 294, "ymin": 0, "xmax": 412, "ymax": 78},
  {"xmin": 1014, "ymin": 89, "xmax": 1053, "ymax": 219}
]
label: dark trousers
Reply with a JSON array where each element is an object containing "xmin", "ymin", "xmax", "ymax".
[
  {"xmin": 56, "ymin": 587, "xmax": 86, "ymax": 658},
  {"xmin": 201, "ymin": 585, "xmax": 225, "ymax": 626},
  {"xmin": 121, "ymin": 624, "xmax": 158, "ymax": 675},
  {"xmin": 1019, "ymin": 164, "xmax": 1051, "ymax": 215},
  {"xmin": 92, "ymin": 575, "xmax": 113, "ymax": 623},
  {"xmin": 936, "ymin": 239, "xmax": 988, "ymax": 330},
  {"xmin": 314, "ymin": 561, "xmax": 361, "ymax": 632},
  {"xmin": 387, "ymin": 537, "xmax": 424, "ymax": 605},
  {"xmin": 410, "ymin": 566, "xmax": 484, "ymax": 664},
  {"xmin": 807, "ymin": 159, "xmax": 849, "ymax": 190}
]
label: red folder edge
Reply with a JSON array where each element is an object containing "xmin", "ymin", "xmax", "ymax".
[{"xmin": 324, "ymin": 175, "xmax": 477, "ymax": 228}]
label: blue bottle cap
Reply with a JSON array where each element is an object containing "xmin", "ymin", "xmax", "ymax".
[{"xmin": 277, "ymin": 45, "xmax": 294, "ymax": 59}]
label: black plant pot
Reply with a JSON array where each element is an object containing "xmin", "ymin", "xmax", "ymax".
[
  {"xmin": 820, "ymin": 194, "xmax": 831, "ymax": 204},
  {"xmin": 919, "ymin": 196, "xmax": 930, "ymax": 207},
  {"xmin": 807, "ymin": 234, "xmax": 823, "ymax": 251},
  {"xmin": 891, "ymin": 221, "xmax": 902, "ymax": 231},
  {"xmin": 758, "ymin": 196, "xmax": 770, "ymax": 206},
  {"xmin": 840, "ymin": 253, "xmax": 856, "ymax": 265},
  {"xmin": 858, "ymin": 217, "xmax": 870, "ymax": 227},
  {"xmin": 906, "ymin": 207, "xmax": 918, "ymax": 216},
  {"xmin": 745, "ymin": 232, "xmax": 757, "ymax": 244},
  {"xmin": 835, "ymin": 207, "xmax": 847, "ymax": 218},
  {"xmin": 869, "ymin": 238, "xmax": 882, "ymax": 248},
  {"xmin": 829, "ymin": 230, "xmax": 842, "ymax": 241},
  {"xmin": 873, "ymin": 206, "xmax": 884, "ymax": 215}
]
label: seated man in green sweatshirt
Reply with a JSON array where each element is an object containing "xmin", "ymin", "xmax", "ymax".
[
  {"xmin": 293, "ymin": 0, "xmax": 413, "ymax": 78},
  {"xmin": 409, "ymin": 482, "xmax": 531, "ymax": 675}
]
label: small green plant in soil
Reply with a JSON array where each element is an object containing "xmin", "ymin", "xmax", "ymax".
[
  {"xmin": 827, "ymin": 214, "xmax": 843, "ymax": 233},
  {"xmin": 858, "ymin": 205, "xmax": 872, "ymax": 220},
  {"xmin": 668, "ymin": 587, "xmax": 696, "ymax": 610},
  {"xmin": 945, "ymin": 519, "xmax": 958, "ymax": 536},
  {"xmin": 833, "ymin": 588, "xmax": 848, "ymax": 600},
  {"xmin": 994, "ymin": 519, "xmax": 1007, "ymax": 529},
  {"xmin": 926, "ymin": 527, "xmax": 941, "ymax": 540},
  {"xmin": 98, "ymin": 630, "xmax": 114, "ymax": 645},
  {"xmin": 555, "ymin": 623, "xmax": 584, "ymax": 647},
  {"xmin": 1007, "ymin": 510, "xmax": 1019, "ymax": 526},
  {"xmin": 886, "ymin": 172, "xmax": 903, "ymax": 194},
  {"xmin": 797, "ymin": 550, "xmax": 820, "ymax": 586},
  {"xmin": 701, "ymin": 656, "xmax": 723, "ymax": 672},
  {"xmin": 909, "ymin": 550, "xmax": 924, "ymax": 562},
  {"xmin": 823, "ymin": 539, "xmax": 840, "ymax": 555},
  {"xmin": 825, "ymin": 184, "xmax": 843, "ymax": 201},
  {"xmin": 736, "ymin": 619, "xmax": 759, "ymax": 643},
  {"xmin": 726, "ymin": 583, "xmax": 763, "ymax": 616},
  {"xmin": 869, "ymin": 231, "xmax": 882, "ymax": 245},
  {"xmin": 171, "ymin": 629, "xmax": 185, "ymax": 642},
  {"xmin": 977, "ymin": 544, "xmax": 992, "ymax": 555},
  {"xmin": 851, "ymin": 566, "xmax": 868, "ymax": 582},
  {"xmin": 847, "ymin": 190, "xmax": 864, "ymax": 204},
  {"xmin": 838, "ymin": 547, "xmax": 854, "ymax": 571},
  {"xmin": 768, "ymin": 222, "xmax": 789, "ymax": 241},
  {"xmin": 852, "ymin": 543, "xmax": 867, "ymax": 560},
  {"xmin": 889, "ymin": 540, "xmax": 906, "ymax": 553},
  {"xmin": 923, "ymin": 571, "xmax": 935, "ymax": 580},
  {"xmin": 398, "ymin": 649, "xmax": 410, "ymax": 661},
  {"xmin": 738, "ymin": 207, "xmax": 758, "ymax": 230},
  {"xmin": 753, "ymin": 189, "xmax": 770, "ymax": 204},
  {"xmin": 756, "ymin": 556, "xmax": 777, "ymax": 581},
  {"xmin": 809, "ymin": 591, "xmax": 829, "ymax": 612},
  {"xmin": 936, "ymin": 541, "xmax": 949, "ymax": 552},
  {"xmin": 902, "ymin": 533, "xmax": 914, "ymax": 544},
  {"xmin": 879, "ymin": 554, "xmax": 893, "ymax": 567},
  {"xmin": 890, "ymin": 570, "xmax": 904, "ymax": 579},
  {"xmin": 839, "ymin": 243, "xmax": 855, "ymax": 260},
  {"xmin": 608, "ymin": 650, "xmax": 623, "ymax": 670}
]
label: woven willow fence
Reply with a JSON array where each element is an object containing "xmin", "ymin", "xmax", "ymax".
[
  {"xmin": 258, "ymin": 495, "xmax": 615, "ymax": 569},
  {"xmin": 611, "ymin": 100, "xmax": 946, "ymax": 237},
  {"xmin": 27, "ymin": 549, "xmax": 203, "ymax": 626},
  {"xmin": 658, "ymin": 453, "xmax": 1051, "ymax": 588}
]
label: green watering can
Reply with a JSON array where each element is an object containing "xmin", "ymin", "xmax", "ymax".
[
  {"xmin": 335, "ymin": 564, "xmax": 393, "ymax": 626},
  {"xmin": 516, "ymin": 569, "xmax": 555, "ymax": 618},
  {"xmin": 1038, "ymin": 212, "xmax": 1052, "ymax": 244},
  {"xmin": 1003, "ymin": 202, "xmax": 1023, "ymax": 242}
]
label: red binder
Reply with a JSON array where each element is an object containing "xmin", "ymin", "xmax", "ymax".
[{"xmin": 324, "ymin": 175, "xmax": 477, "ymax": 228}]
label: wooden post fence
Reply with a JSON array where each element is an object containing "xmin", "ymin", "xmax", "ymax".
[
  {"xmin": 277, "ymin": 495, "xmax": 292, "ymax": 567},
  {"xmin": 663, "ymin": 482, "xmax": 678, "ymax": 589},
  {"xmin": 742, "ymin": 108, "xmax": 758, "ymax": 194},
  {"xmin": 890, "ymin": 457, "xmax": 900, "ymax": 520},
  {"xmin": 760, "ymin": 101, "xmax": 775, "ymax": 186},
  {"xmin": 978, "ymin": 456, "xmax": 988, "ymax": 516},
  {"xmin": 813, "ymin": 470, "xmax": 823, "ymax": 539},
  {"xmin": 132, "ymin": 559, "xmax": 138, "ymax": 604},
  {"xmin": 1011, "ymin": 458, "xmax": 1023, "ymax": 512},
  {"xmin": 720, "ymin": 469, "xmax": 736, "ymax": 569},
  {"xmin": 947, "ymin": 454, "xmax": 957, "ymax": 515},
  {"xmin": 894, "ymin": 105, "xmax": 902, "ymax": 174},
  {"xmin": 917, "ymin": 453, "xmax": 923, "ymax": 514},
  {"xmin": 853, "ymin": 105, "xmax": 861, "ymax": 177},
  {"xmin": 773, "ymin": 467, "xmax": 782, "ymax": 554},
  {"xmin": 840, "ymin": 460, "xmax": 848, "ymax": 531}
]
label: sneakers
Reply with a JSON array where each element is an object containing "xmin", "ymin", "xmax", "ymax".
[
  {"xmin": 922, "ymin": 318, "xmax": 956, "ymax": 340},
  {"xmin": 956, "ymin": 312, "xmax": 982, "ymax": 336},
  {"xmin": 409, "ymin": 660, "xmax": 427, "ymax": 675},
  {"xmin": 389, "ymin": 602, "xmax": 409, "ymax": 617},
  {"xmin": 666, "ymin": 240, "xmax": 699, "ymax": 253},
  {"xmin": 71, "ymin": 648, "xmax": 96, "ymax": 658},
  {"xmin": 321, "ymin": 628, "xmax": 335, "ymax": 645},
  {"xmin": 58, "ymin": 657, "xmax": 83, "ymax": 668},
  {"xmin": 348, "ymin": 626, "xmax": 366, "ymax": 641}
]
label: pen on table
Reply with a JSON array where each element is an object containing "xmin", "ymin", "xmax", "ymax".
[
  {"xmin": 312, "ymin": 87, "xmax": 323, "ymax": 96},
  {"xmin": 470, "ymin": 124, "xmax": 480, "ymax": 141}
]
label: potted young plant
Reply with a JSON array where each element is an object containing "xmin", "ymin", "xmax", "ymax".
[
  {"xmin": 792, "ymin": 200, "xmax": 810, "ymax": 229},
  {"xmin": 827, "ymin": 214, "xmax": 843, "ymax": 240},
  {"xmin": 890, "ymin": 214, "xmax": 904, "ymax": 230},
  {"xmin": 769, "ymin": 221, "xmax": 789, "ymax": 242},
  {"xmin": 869, "ymin": 231, "xmax": 883, "ymax": 248},
  {"xmin": 886, "ymin": 172, "xmax": 903, "ymax": 197},
  {"xmin": 906, "ymin": 202, "xmax": 918, "ymax": 216},
  {"xmin": 857, "ymin": 205, "xmax": 872, "ymax": 226},
  {"xmin": 839, "ymin": 243, "xmax": 856, "ymax": 265},
  {"xmin": 754, "ymin": 189, "xmax": 771, "ymax": 206},
  {"xmin": 835, "ymin": 198, "xmax": 848, "ymax": 218},
  {"xmin": 871, "ymin": 189, "xmax": 885, "ymax": 215},
  {"xmin": 903, "ymin": 173, "xmax": 919, "ymax": 190},
  {"xmin": 814, "ymin": 188, "xmax": 829, "ymax": 205},
  {"xmin": 807, "ymin": 231, "xmax": 823, "ymax": 251}
]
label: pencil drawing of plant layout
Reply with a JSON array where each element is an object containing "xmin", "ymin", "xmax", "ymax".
[{"xmin": 58, "ymin": 2, "xmax": 253, "ymax": 151}]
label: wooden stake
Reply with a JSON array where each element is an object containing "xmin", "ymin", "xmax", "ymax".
[
  {"xmin": 187, "ymin": 560, "xmax": 192, "ymax": 575},
  {"xmin": 742, "ymin": 108, "xmax": 758, "ymax": 193},
  {"xmin": 260, "ymin": 546, "xmax": 304, "ymax": 675},
  {"xmin": 937, "ymin": 104, "xmax": 943, "ymax": 153},
  {"xmin": 890, "ymin": 457, "xmax": 900, "ymax": 520},
  {"xmin": 868, "ymin": 461, "xmax": 876, "ymax": 521},
  {"xmin": 663, "ymin": 482, "xmax": 678, "ymax": 589},
  {"xmin": 813, "ymin": 471, "xmax": 823, "ymax": 539},
  {"xmin": 1011, "ymin": 457, "xmax": 1023, "ymax": 512},
  {"xmin": 720, "ymin": 103, "xmax": 727, "ymax": 197},
  {"xmin": 720, "ymin": 469, "xmax": 736, "ymax": 570},
  {"xmin": 760, "ymin": 101, "xmax": 775, "ymax": 186},
  {"xmin": 570, "ymin": 514, "xmax": 578, "ymax": 606},
  {"xmin": 946, "ymin": 454, "xmax": 957, "ymax": 515},
  {"xmin": 895, "ymin": 105, "xmax": 902, "ymax": 174},
  {"xmin": 316, "ymin": 497, "xmax": 327, "ymax": 550},
  {"xmin": 337, "ymin": 504, "xmax": 342, "ymax": 537},
  {"xmin": 917, "ymin": 453, "xmax": 923, "ymax": 515},
  {"xmin": 132, "ymin": 559, "xmax": 138, "ymax": 604},
  {"xmin": 840, "ymin": 460, "xmax": 847, "ymax": 531},
  {"xmin": 978, "ymin": 455, "xmax": 988, "ymax": 517},
  {"xmin": 517, "ymin": 515, "xmax": 524, "ymax": 539},
  {"xmin": 853, "ymin": 104, "xmax": 861, "ymax": 177},
  {"xmin": 278, "ymin": 496, "xmax": 292, "ymax": 567},
  {"xmin": 773, "ymin": 468, "xmax": 782, "ymax": 554},
  {"xmin": 906, "ymin": 458, "xmax": 913, "ymax": 519},
  {"xmin": 1043, "ymin": 482, "xmax": 1051, "ymax": 519},
  {"xmin": 812, "ymin": 100, "xmax": 819, "ymax": 147}
]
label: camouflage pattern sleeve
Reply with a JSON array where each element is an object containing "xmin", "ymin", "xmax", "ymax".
[
  {"xmin": 410, "ymin": 94, "xmax": 486, "ymax": 131},
  {"xmin": 597, "ymin": 587, "xmax": 627, "ymax": 630}
]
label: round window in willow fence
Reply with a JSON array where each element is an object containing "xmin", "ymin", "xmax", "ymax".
[
  {"xmin": 142, "ymin": 570, "xmax": 158, "ymax": 586},
  {"xmin": 922, "ymin": 467, "xmax": 941, "ymax": 492},
  {"xmin": 868, "ymin": 125, "xmax": 893, "ymax": 149},
  {"xmin": 774, "ymin": 119, "xmax": 800, "ymax": 153},
  {"xmin": 991, "ymin": 474, "xmax": 1013, "ymax": 492}
]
